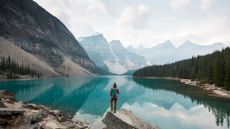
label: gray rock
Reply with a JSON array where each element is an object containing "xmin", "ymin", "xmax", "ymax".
[
  {"xmin": 27, "ymin": 123, "xmax": 41, "ymax": 129},
  {"xmin": 0, "ymin": 98, "xmax": 5, "ymax": 108},
  {"xmin": 102, "ymin": 109, "xmax": 160, "ymax": 129},
  {"xmin": 26, "ymin": 110, "xmax": 48, "ymax": 124},
  {"xmin": 0, "ymin": 108, "xmax": 25, "ymax": 115},
  {"xmin": 102, "ymin": 111, "xmax": 137, "ymax": 129},
  {"xmin": 41, "ymin": 119, "xmax": 67, "ymax": 129},
  {"xmin": 22, "ymin": 104, "xmax": 45, "ymax": 110},
  {"xmin": 0, "ymin": 108, "xmax": 25, "ymax": 126}
]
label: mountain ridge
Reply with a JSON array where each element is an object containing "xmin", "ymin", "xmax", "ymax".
[
  {"xmin": 0, "ymin": 0, "xmax": 95, "ymax": 77},
  {"xmin": 128, "ymin": 40, "xmax": 225, "ymax": 65},
  {"xmin": 79, "ymin": 33, "xmax": 147, "ymax": 74}
]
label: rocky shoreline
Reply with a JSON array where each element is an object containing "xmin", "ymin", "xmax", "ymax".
[
  {"xmin": 179, "ymin": 78, "xmax": 230, "ymax": 99},
  {"xmin": 0, "ymin": 90, "xmax": 89, "ymax": 129},
  {"xmin": 144, "ymin": 77, "xmax": 230, "ymax": 99}
]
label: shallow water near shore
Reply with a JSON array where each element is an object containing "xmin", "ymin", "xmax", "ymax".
[{"xmin": 0, "ymin": 76, "xmax": 230, "ymax": 129}]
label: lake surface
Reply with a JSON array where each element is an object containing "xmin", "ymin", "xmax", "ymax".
[{"xmin": 0, "ymin": 76, "xmax": 230, "ymax": 129}]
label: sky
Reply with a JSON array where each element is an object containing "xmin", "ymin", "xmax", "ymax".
[{"xmin": 34, "ymin": 0, "xmax": 230, "ymax": 48}]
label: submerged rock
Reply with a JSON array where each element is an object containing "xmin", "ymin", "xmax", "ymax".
[
  {"xmin": 0, "ymin": 90, "xmax": 16, "ymax": 100},
  {"xmin": 102, "ymin": 109, "xmax": 160, "ymax": 129}
]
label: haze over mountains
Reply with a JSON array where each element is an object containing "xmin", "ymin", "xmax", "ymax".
[
  {"xmin": 79, "ymin": 33, "xmax": 146, "ymax": 74},
  {"xmin": 128, "ymin": 40, "xmax": 225, "ymax": 65},
  {"xmin": 79, "ymin": 33, "xmax": 225, "ymax": 74}
]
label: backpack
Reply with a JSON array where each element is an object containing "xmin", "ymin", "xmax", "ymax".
[{"xmin": 111, "ymin": 88, "xmax": 118, "ymax": 97}]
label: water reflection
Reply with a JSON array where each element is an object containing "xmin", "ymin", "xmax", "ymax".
[
  {"xmin": 0, "ymin": 76, "xmax": 230, "ymax": 129},
  {"xmin": 133, "ymin": 77, "xmax": 230, "ymax": 128},
  {"xmin": 0, "ymin": 77, "xmax": 105, "ymax": 114}
]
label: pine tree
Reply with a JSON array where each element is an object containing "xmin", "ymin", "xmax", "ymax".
[
  {"xmin": 213, "ymin": 53, "xmax": 225, "ymax": 87},
  {"xmin": 0, "ymin": 56, "xmax": 42, "ymax": 79},
  {"xmin": 224, "ymin": 54, "xmax": 230, "ymax": 90}
]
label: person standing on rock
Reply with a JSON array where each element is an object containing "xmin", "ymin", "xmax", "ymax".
[{"xmin": 110, "ymin": 82, "xmax": 119, "ymax": 113}]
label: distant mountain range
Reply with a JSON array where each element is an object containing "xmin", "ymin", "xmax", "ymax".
[
  {"xmin": 0, "ymin": 0, "xmax": 95, "ymax": 77},
  {"xmin": 128, "ymin": 40, "xmax": 225, "ymax": 65},
  {"xmin": 79, "ymin": 33, "xmax": 225, "ymax": 74},
  {"xmin": 79, "ymin": 34, "xmax": 146, "ymax": 74}
]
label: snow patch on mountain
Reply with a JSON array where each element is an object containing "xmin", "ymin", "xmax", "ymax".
[{"xmin": 104, "ymin": 60, "xmax": 127, "ymax": 74}]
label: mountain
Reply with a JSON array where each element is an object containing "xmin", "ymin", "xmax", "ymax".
[
  {"xmin": 79, "ymin": 34, "xmax": 146, "ymax": 74},
  {"xmin": 177, "ymin": 41, "xmax": 225, "ymax": 61},
  {"xmin": 178, "ymin": 40, "xmax": 201, "ymax": 49},
  {"xmin": 110, "ymin": 40, "xmax": 146, "ymax": 71},
  {"xmin": 0, "ymin": 0, "xmax": 95, "ymax": 76},
  {"xmin": 78, "ymin": 33, "xmax": 115, "ymax": 72},
  {"xmin": 128, "ymin": 40, "xmax": 177, "ymax": 64},
  {"xmin": 128, "ymin": 40, "xmax": 225, "ymax": 65}
]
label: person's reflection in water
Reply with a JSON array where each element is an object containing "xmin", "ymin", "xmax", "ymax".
[{"xmin": 110, "ymin": 82, "xmax": 119, "ymax": 113}]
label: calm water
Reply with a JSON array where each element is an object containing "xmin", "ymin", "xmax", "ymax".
[{"xmin": 0, "ymin": 76, "xmax": 230, "ymax": 129}]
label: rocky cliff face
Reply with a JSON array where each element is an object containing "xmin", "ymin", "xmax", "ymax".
[{"xmin": 0, "ymin": 0, "xmax": 95, "ymax": 71}]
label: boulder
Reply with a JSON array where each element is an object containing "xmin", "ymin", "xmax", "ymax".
[
  {"xmin": 26, "ymin": 110, "xmax": 48, "ymax": 124},
  {"xmin": 102, "ymin": 109, "xmax": 160, "ymax": 129},
  {"xmin": 103, "ymin": 111, "xmax": 137, "ymax": 129}
]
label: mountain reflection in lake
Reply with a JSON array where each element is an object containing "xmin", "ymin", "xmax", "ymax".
[{"xmin": 0, "ymin": 76, "xmax": 229, "ymax": 129}]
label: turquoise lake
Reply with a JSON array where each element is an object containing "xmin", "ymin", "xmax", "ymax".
[{"xmin": 0, "ymin": 76, "xmax": 230, "ymax": 129}]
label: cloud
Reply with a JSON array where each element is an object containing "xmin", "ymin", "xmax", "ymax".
[
  {"xmin": 122, "ymin": 102, "xmax": 228, "ymax": 129},
  {"xmin": 70, "ymin": 22, "xmax": 97, "ymax": 37},
  {"xmin": 34, "ymin": 0, "xmax": 230, "ymax": 47},
  {"xmin": 200, "ymin": 0, "xmax": 215, "ymax": 10},
  {"xmin": 116, "ymin": 4, "xmax": 152, "ymax": 30},
  {"xmin": 170, "ymin": 0, "xmax": 191, "ymax": 11},
  {"xmin": 87, "ymin": 0, "xmax": 109, "ymax": 15},
  {"xmin": 114, "ymin": 4, "xmax": 153, "ymax": 46},
  {"xmin": 174, "ymin": 16, "xmax": 230, "ymax": 45}
]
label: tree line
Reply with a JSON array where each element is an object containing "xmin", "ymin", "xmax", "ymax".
[
  {"xmin": 133, "ymin": 47, "xmax": 230, "ymax": 90},
  {"xmin": 0, "ymin": 56, "xmax": 41, "ymax": 79}
]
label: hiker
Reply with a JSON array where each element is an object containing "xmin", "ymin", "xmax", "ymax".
[{"xmin": 110, "ymin": 82, "xmax": 119, "ymax": 113}]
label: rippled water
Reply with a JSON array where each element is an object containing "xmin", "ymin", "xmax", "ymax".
[{"xmin": 0, "ymin": 76, "xmax": 229, "ymax": 129}]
